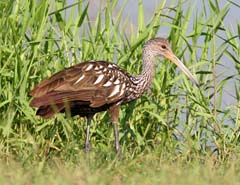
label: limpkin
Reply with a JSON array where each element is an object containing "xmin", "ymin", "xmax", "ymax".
[{"xmin": 30, "ymin": 37, "xmax": 198, "ymax": 155}]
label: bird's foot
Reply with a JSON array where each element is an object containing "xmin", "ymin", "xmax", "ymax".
[
  {"xmin": 85, "ymin": 143, "xmax": 91, "ymax": 153},
  {"xmin": 116, "ymin": 146, "xmax": 122, "ymax": 160}
]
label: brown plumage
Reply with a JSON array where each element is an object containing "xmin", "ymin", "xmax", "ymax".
[
  {"xmin": 30, "ymin": 61, "xmax": 131, "ymax": 118},
  {"xmin": 30, "ymin": 37, "xmax": 198, "ymax": 155}
]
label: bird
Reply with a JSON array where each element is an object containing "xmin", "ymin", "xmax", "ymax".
[{"xmin": 29, "ymin": 37, "xmax": 198, "ymax": 155}]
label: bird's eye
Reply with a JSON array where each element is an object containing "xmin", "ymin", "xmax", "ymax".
[{"xmin": 161, "ymin": 45, "xmax": 167, "ymax": 49}]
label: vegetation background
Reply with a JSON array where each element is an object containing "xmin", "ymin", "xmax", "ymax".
[{"xmin": 0, "ymin": 0, "xmax": 239, "ymax": 184}]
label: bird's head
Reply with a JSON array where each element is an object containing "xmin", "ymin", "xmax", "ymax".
[{"xmin": 144, "ymin": 37, "xmax": 199, "ymax": 85}]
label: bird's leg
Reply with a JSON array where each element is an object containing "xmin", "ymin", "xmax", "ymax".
[
  {"xmin": 113, "ymin": 119, "xmax": 120, "ymax": 153},
  {"xmin": 85, "ymin": 115, "xmax": 93, "ymax": 153},
  {"xmin": 109, "ymin": 105, "xmax": 121, "ymax": 157}
]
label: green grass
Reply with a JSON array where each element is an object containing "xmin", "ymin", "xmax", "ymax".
[
  {"xmin": 1, "ymin": 154, "xmax": 240, "ymax": 185},
  {"xmin": 0, "ymin": 0, "xmax": 240, "ymax": 184}
]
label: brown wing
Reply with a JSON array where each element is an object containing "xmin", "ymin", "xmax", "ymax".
[{"xmin": 30, "ymin": 61, "xmax": 131, "ymax": 108}]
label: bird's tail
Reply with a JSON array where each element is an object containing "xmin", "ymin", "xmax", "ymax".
[{"xmin": 36, "ymin": 103, "xmax": 65, "ymax": 119}]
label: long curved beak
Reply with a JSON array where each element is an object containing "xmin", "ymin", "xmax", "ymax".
[{"xmin": 166, "ymin": 53, "xmax": 199, "ymax": 86}]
